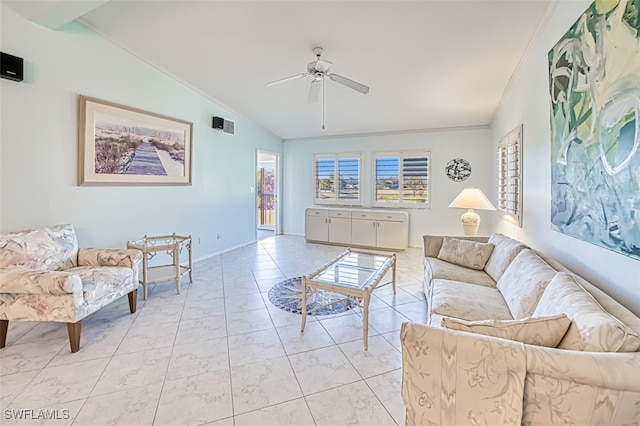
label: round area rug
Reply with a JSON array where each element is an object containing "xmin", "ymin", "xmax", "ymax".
[{"xmin": 268, "ymin": 277, "xmax": 357, "ymax": 316}]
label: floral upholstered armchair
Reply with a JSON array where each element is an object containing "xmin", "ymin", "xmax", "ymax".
[{"xmin": 0, "ymin": 224, "xmax": 142, "ymax": 352}]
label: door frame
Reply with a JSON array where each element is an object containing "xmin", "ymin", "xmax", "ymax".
[{"xmin": 256, "ymin": 150, "xmax": 281, "ymax": 238}]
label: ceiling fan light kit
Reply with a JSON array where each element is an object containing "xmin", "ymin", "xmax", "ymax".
[{"xmin": 266, "ymin": 47, "xmax": 369, "ymax": 129}]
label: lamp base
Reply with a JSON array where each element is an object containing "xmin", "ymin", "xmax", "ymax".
[{"xmin": 461, "ymin": 209, "xmax": 480, "ymax": 236}]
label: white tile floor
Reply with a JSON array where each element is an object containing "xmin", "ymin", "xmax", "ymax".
[{"xmin": 0, "ymin": 235, "xmax": 426, "ymax": 426}]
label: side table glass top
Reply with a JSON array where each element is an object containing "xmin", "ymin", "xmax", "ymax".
[
  {"xmin": 312, "ymin": 251, "xmax": 393, "ymax": 289},
  {"xmin": 127, "ymin": 234, "xmax": 190, "ymax": 250}
]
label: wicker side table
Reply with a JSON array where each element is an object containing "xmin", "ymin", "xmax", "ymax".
[{"xmin": 127, "ymin": 233, "xmax": 193, "ymax": 300}]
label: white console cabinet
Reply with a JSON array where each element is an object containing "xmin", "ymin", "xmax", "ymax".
[
  {"xmin": 304, "ymin": 209, "xmax": 352, "ymax": 244},
  {"xmin": 351, "ymin": 211, "xmax": 407, "ymax": 249},
  {"xmin": 305, "ymin": 208, "xmax": 408, "ymax": 250}
]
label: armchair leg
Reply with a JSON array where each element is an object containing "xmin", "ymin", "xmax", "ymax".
[
  {"xmin": 67, "ymin": 321, "xmax": 82, "ymax": 353},
  {"xmin": 128, "ymin": 289, "xmax": 138, "ymax": 314},
  {"xmin": 1, "ymin": 320, "xmax": 8, "ymax": 348}
]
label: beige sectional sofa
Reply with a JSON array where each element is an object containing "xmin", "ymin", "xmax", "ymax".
[{"xmin": 401, "ymin": 233, "xmax": 640, "ymax": 425}]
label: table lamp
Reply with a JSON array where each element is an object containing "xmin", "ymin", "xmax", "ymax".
[{"xmin": 448, "ymin": 188, "xmax": 495, "ymax": 235}]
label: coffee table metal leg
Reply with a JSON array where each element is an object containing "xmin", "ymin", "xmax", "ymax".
[
  {"xmin": 301, "ymin": 277, "xmax": 308, "ymax": 333},
  {"xmin": 363, "ymin": 291, "xmax": 370, "ymax": 350}
]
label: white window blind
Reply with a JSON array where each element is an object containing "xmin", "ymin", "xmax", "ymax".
[
  {"xmin": 373, "ymin": 151, "xmax": 430, "ymax": 208},
  {"xmin": 313, "ymin": 154, "xmax": 361, "ymax": 205},
  {"xmin": 497, "ymin": 125, "xmax": 523, "ymax": 226}
]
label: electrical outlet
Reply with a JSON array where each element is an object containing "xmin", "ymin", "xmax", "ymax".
[
  {"xmin": 216, "ymin": 233, "xmax": 222, "ymax": 239},
  {"xmin": 198, "ymin": 237, "xmax": 203, "ymax": 244}
]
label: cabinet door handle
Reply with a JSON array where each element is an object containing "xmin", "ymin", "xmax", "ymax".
[{"xmin": 373, "ymin": 221, "xmax": 376, "ymax": 227}]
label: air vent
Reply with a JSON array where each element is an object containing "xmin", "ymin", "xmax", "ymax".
[
  {"xmin": 212, "ymin": 116, "xmax": 235, "ymax": 136},
  {"xmin": 223, "ymin": 119, "xmax": 235, "ymax": 136}
]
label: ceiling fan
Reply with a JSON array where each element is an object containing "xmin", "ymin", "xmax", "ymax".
[{"xmin": 266, "ymin": 47, "xmax": 370, "ymax": 129}]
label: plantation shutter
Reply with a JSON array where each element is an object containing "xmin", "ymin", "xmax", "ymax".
[
  {"xmin": 402, "ymin": 156, "xmax": 429, "ymax": 204},
  {"xmin": 497, "ymin": 126, "xmax": 522, "ymax": 226},
  {"xmin": 315, "ymin": 157, "xmax": 336, "ymax": 201},
  {"xmin": 313, "ymin": 154, "xmax": 361, "ymax": 205},
  {"xmin": 338, "ymin": 157, "xmax": 360, "ymax": 201},
  {"xmin": 373, "ymin": 151, "xmax": 431, "ymax": 208}
]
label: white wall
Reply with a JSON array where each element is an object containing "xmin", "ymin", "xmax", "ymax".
[
  {"xmin": 283, "ymin": 128, "xmax": 493, "ymax": 247},
  {"xmin": 0, "ymin": 5, "xmax": 282, "ymax": 258},
  {"xmin": 491, "ymin": 0, "xmax": 640, "ymax": 315}
]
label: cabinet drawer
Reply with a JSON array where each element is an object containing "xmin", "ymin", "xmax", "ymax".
[
  {"xmin": 351, "ymin": 211, "xmax": 406, "ymax": 221},
  {"xmin": 328, "ymin": 210, "xmax": 351, "ymax": 218},
  {"xmin": 352, "ymin": 211, "xmax": 376, "ymax": 219},
  {"xmin": 370, "ymin": 212, "xmax": 406, "ymax": 221},
  {"xmin": 306, "ymin": 209, "xmax": 328, "ymax": 217}
]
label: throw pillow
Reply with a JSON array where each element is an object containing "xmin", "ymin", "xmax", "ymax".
[
  {"xmin": 436, "ymin": 237, "xmax": 495, "ymax": 271},
  {"xmin": 441, "ymin": 314, "xmax": 571, "ymax": 347}
]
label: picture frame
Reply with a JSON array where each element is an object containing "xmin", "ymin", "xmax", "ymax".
[{"xmin": 78, "ymin": 95, "xmax": 193, "ymax": 186}]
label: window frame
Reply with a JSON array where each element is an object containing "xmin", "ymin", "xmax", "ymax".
[
  {"xmin": 497, "ymin": 125, "xmax": 523, "ymax": 227},
  {"xmin": 371, "ymin": 150, "xmax": 431, "ymax": 209},
  {"xmin": 312, "ymin": 153, "xmax": 363, "ymax": 206}
]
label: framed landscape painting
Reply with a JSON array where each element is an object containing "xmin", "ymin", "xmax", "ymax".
[{"xmin": 78, "ymin": 95, "xmax": 193, "ymax": 185}]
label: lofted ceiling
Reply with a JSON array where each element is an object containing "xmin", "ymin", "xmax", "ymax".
[{"xmin": 10, "ymin": 1, "xmax": 554, "ymax": 140}]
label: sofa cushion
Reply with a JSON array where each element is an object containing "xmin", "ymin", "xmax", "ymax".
[
  {"xmin": 424, "ymin": 257, "xmax": 496, "ymax": 288},
  {"xmin": 572, "ymin": 273, "xmax": 640, "ymax": 343},
  {"xmin": 484, "ymin": 233, "xmax": 527, "ymax": 282},
  {"xmin": 441, "ymin": 314, "xmax": 571, "ymax": 347},
  {"xmin": 430, "ymin": 279, "xmax": 513, "ymax": 322},
  {"xmin": 67, "ymin": 266, "xmax": 134, "ymax": 303},
  {"xmin": 533, "ymin": 272, "xmax": 640, "ymax": 352},
  {"xmin": 0, "ymin": 224, "xmax": 78, "ymax": 271},
  {"xmin": 436, "ymin": 237, "xmax": 495, "ymax": 270},
  {"xmin": 496, "ymin": 249, "xmax": 558, "ymax": 319}
]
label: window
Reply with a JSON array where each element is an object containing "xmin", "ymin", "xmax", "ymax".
[
  {"xmin": 313, "ymin": 153, "xmax": 361, "ymax": 205},
  {"xmin": 373, "ymin": 151, "xmax": 430, "ymax": 208},
  {"xmin": 497, "ymin": 125, "xmax": 523, "ymax": 226}
]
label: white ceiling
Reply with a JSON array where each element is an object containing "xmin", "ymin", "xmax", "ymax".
[{"xmin": 14, "ymin": 1, "xmax": 554, "ymax": 140}]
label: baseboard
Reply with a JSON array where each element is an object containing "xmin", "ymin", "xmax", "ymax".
[{"xmin": 192, "ymin": 240, "xmax": 256, "ymax": 263}]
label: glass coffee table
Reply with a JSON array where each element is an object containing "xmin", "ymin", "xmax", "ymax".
[{"xmin": 301, "ymin": 248, "xmax": 396, "ymax": 350}]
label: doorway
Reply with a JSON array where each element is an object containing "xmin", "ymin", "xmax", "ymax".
[{"xmin": 256, "ymin": 151, "xmax": 279, "ymax": 240}]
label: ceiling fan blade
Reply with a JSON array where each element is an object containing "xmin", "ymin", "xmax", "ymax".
[
  {"xmin": 329, "ymin": 73, "xmax": 370, "ymax": 94},
  {"xmin": 308, "ymin": 79, "xmax": 321, "ymax": 103},
  {"xmin": 265, "ymin": 73, "xmax": 309, "ymax": 87}
]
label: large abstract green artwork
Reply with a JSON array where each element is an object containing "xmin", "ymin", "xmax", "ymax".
[{"xmin": 549, "ymin": 0, "xmax": 640, "ymax": 259}]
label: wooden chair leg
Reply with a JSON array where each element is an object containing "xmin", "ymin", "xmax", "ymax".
[
  {"xmin": 128, "ymin": 289, "xmax": 138, "ymax": 314},
  {"xmin": 67, "ymin": 321, "xmax": 82, "ymax": 353},
  {"xmin": 0, "ymin": 320, "xmax": 8, "ymax": 348}
]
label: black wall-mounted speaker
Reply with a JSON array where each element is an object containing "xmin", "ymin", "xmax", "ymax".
[
  {"xmin": 212, "ymin": 116, "xmax": 224, "ymax": 129},
  {"xmin": 1, "ymin": 52, "xmax": 24, "ymax": 82}
]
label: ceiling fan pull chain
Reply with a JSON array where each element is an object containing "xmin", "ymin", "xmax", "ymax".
[{"xmin": 322, "ymin": 78, "xmax": 326, "ymax": 130}]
